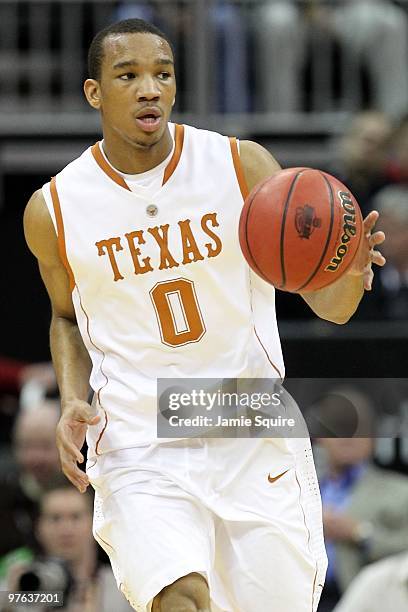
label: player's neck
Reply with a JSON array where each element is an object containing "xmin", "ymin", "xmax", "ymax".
[{"xmin": 102, "ymin": 127, "xmax": 173, "ymax": 174}]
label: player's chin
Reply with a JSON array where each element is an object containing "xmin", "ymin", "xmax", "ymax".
[{"xmin": 132, "ymin": 125, "xmax": 166, "ymax": 147}]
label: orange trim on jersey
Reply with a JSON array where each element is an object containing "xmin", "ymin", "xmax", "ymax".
[
  {"xmin": 95, "ymin": 527, "xmax": 115, "ymax": 555},
  {"xmin": 253, "ymin": 327, "xmax": 283, "ymax": 380},
  {"xmin": 50, "ymin": 177, "xmax": 76, "ymax": 292},
  {"xmin": 91, "ymin": 125, "xmax": 184, "ymax": 191},
  {"xmin": 163, "ymin": 124, "xmax": 185, "ymax": 185},
  {"xmin": 229, "ymin": 137, "xmax": 249, "ymax": 200},
  {"xmin": 75, "ymin": 288, "xmax": 110, "ymax": 456},
  {"xmin": 294, "ymin": 471, "xmax": 319, "ymax": 612},
  {"xmin": 95, "ymin": 408, "xmax": 108, "ymax": 456},
  {"xmin": 248, "ymin": 271, "xmax": 283, "ymax": 380},
  {"xmin": 91, "ymin": 143, "xmax": 130, "ymax": 191},
  {"xmin": 311, "ymin": 569, "xmax": 318, "ymax": 612}
]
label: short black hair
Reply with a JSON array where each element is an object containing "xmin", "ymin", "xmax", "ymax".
[{"xmin": 88, "ymin": 18, "xmax": 174, "ymax": 81}]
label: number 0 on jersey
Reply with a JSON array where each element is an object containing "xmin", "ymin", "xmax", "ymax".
[{"xmin": 150, "ymin": 278, "xmax": 206, "ymax": 347}]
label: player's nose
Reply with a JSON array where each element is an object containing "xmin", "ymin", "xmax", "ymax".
[{"xmin": 137, "ymin": 74, "xmax": 161, "ymax": 101}]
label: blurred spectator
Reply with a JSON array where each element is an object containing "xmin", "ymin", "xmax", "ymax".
[
  {"xmin": 1, "ymin": 480, "xmax": 133, "ymax": 612},
  {"xmin": 252, "ymin": 0, "xmax": 408, "ymax": 117},
  {"xmin": 0, "ymin": 400, "xmax": 61, "ymax": 558},
  {"xmin": 330, "ymin": 110, "xmax": 393, "ymax": 217},
  {"xmin": 252, "ymin": 0, "xmax": 306, "ymax": 112},
  {"xmin": 328, "ymin": 0, "xmax": 408, "ymax": 118},
  {"xmin": 115, "ymin": 1, "xmax": 165, "ymax": 31},
  {"xmin": 0, "ymin": 357, "xmax": 57, "ymax": 447},
  {"xmin": 388, "ymin": 114, "xmax": 408, "ymax": 183},
  {"xmin": 333, "ymin": 550, "xmax": 408, "ymax": 611},
  {"xmin": 115, "ymin": 2, "xmax": 250, "ymax": 112},
  {"xmin": 209, "ymin": 1, "xmax": 250, "ymax": 112},
  {"xmin": 0, "ymin": 357, "xmax": 55, "ymax": 396},
  {"xmin": 356, "ymin": 183, "xmax": 408, "ymax": 319},
  {"xmin": 315, "ymin": 432, "xmax": 408, "ymax": 611}
]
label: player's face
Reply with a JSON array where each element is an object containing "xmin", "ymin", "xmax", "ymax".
[{"xmin": 88, "ymin": 32, "xmax": 176, "ymax": 148}]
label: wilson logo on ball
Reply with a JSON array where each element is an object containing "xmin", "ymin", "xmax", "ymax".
[
  {"xmin": 325, "ymin": 191, "xmax": 357, "ymax": 272},
  {"xmin": 295, "ymin": 205, "xmax": 322, "ymax": 239}
]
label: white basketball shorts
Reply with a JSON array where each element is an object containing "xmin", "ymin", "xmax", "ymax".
[{"xmin": 87, "ymin": 438, "xmax": 327, "ymax": 612}]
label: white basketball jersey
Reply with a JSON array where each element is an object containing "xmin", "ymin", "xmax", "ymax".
[{"xmin": 42, "ymin": 123, "xmax": 285, "ymax": 457}]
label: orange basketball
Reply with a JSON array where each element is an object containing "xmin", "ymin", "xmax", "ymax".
[{"xmin": 239, "ymin": 167, "xmax": 363, "ymax": 292}]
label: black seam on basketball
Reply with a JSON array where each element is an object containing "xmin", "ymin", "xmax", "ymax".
[
  {"xmin": 279, "ymin": 170, "xmax": 304, "ymax": 289},
  {"xmin": 243, "ymin": 178, "xmax": 276, "ymax": 284},
  {"xmin": 295, "ymin": 172, "xmax": 335, "ymax": 292}
]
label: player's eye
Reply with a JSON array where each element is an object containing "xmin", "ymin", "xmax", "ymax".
[
  {"xmin": 158, "ymin": 72, "xmax": 171, "ymax": 80},
  {"xmin": 119, "ymin": 73, "xmax": 136, "ymax": 81}
]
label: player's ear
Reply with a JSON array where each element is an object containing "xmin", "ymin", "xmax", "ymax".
[{"xmin": 84, "ymin": 79, "xmax": 102, "ymax": 110}]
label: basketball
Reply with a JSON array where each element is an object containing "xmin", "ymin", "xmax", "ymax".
[{"xmin": 239, "ymin": 167, "xmax": 364, "ymax": 292}]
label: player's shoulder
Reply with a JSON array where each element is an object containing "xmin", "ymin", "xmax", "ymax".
[
  {"xmin": 24, "ymin": 188, "xmax": 48, "ymax": 227},
  {"xmin": 56, "ymin": 143, "xmax": 95, "ymax": 179},
  {"xmin": 182, "ymin": 124, "xmax": 282, "ymax": 192},
  {"xmin": 23, "ymin": 189, "xmax": 58, "ymax": 264},
  {"xmin": 239, "ymin": 140, "xmax": 282, "ymax": 193},
  {"xmin": 182, "ymin": 122, "xmax": 228, "ymax": 145},
  {"xmin": 180, "ymin": 122, "xmax": 237, "ymax": 164}
]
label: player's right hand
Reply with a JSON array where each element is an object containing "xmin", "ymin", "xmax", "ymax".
[{"xmin": 56, "ymin": 400, "xmax": 101, "ymax": 493}]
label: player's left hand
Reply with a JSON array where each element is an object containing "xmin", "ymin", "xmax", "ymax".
[{"xmin": 348, "ymin": 210, "xmax": 386, "ymax": 290}]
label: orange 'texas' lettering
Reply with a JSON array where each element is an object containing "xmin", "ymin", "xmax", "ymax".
[
  {"xmin": 125, "ymin": 230, "xmax": 153, "ymax": 275},
  {"xmin": 147, "ymin": 224, "xmax": 179, "ymax": 270},
  {"xmin": 95, "ymin": 212, "xmax": 223, "ymax": 280},
  {"xmin": 201, "ymin": 212, "xmax": 223, "ymax": 258},
  {"xmin": 178, "ymin": 219, "xmax": 205, "ymax": 265},
  {"xmin": 95, "ymin": 237, "xmax": 124, "ymax": 282}
]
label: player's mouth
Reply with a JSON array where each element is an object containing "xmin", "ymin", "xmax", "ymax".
[{"xmin": 135, "ymin": 108, "xmax": 162, "ymax": 133}]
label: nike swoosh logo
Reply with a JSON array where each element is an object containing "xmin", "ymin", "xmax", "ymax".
[{"xmin": 267, "ymin": 469, "xmax": 289, "ymax": 483}]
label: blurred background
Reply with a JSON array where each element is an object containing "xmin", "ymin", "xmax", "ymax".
[{"xmin": 1, "ymin": 0, "xmax": 408, "ymax": 610}]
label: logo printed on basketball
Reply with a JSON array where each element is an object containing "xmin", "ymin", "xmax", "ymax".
[
  {"xmin": 295, "ymin": 204, "xmax": 322, "ymax": 239},
  {"xmin": 325, "ymin": 191, "xmax": 357, "ymax": 272}
]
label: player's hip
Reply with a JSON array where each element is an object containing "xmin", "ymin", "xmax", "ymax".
[{"xmin": 87, "ymin": 437, "xmax": 315, "ymax": 514}]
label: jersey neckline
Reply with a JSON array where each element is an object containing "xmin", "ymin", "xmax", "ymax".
[{"xmin": 91, "ymin": 123, "xmax": 185, "ymax": 193}]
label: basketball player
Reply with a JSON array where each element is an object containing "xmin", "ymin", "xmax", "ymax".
[{"xmin": 23, "ymin": 19, "xmax": 385, "ymax": 612}]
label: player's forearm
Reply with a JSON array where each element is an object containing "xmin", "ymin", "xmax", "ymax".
[
  {"xmin": 301, "ymin": 272, "xmax": 364, "ymax": 324},
  {"xmin": 50, "ymin": 314, "xmax": 92, "ymax": 408}
]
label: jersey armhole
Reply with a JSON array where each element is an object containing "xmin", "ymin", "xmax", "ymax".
[
  {"xmin": 229, "ymin": 137, "xmax": 249, "ymax": 201},
  {"xmin": 50, "ymin": 177, "xmax": 76, "ymax": 292},
  {"xmin": 42, "ymin": 182, "xmax": 57, "ymax": 229}
]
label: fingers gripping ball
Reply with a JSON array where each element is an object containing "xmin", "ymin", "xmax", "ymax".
[{"xmin": 239, "ymin": 168, "xmax": 364, "ymax": 292}]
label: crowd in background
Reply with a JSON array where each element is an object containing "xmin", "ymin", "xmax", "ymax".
[
  {"xmin": 0, "ymin": 379, "xmax": 408, "ymax": 610},
  {"xmin": 114, "ymin": 0, "xmax": 408, "ymax": 116},
  {"xmin": 1, "ymin": 0, "xmax": 408, "ymax": 611}
]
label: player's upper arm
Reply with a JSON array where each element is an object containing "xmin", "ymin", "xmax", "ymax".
[
  {"xmin": 23, "ymin": 189, "xmax": 75, "ymax": 321},
  {"xmin": 239, "ymin": 140, "xmax": 282, "ymax": 193}
]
